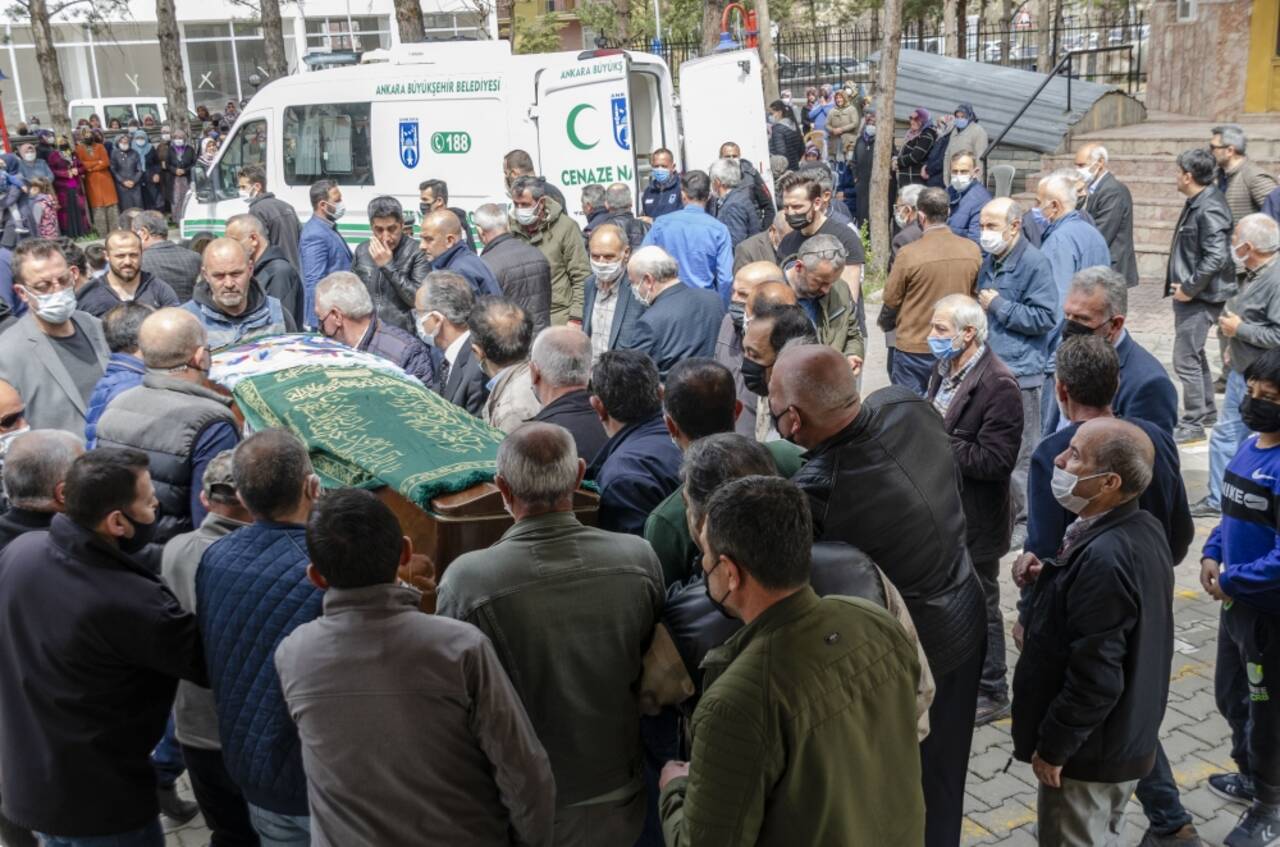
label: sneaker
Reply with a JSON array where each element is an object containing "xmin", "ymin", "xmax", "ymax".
[
  {"xmin": 1139, "ymin": 823, "xmax": 1205, "ymax": 846},
  {"xmin": 975, "ymin": 692, "xmax": 1011, "ymax": 726},
  {"xmin": 1210, "ymin": 772, "xmax": 1257, "ymax": 805},
  {"xmin": 1225, "ymin": 805, "xmax": 1280, "ymax": 847},
  {"xmin": 156, "ymin": 784, "xmax": 199, "ymax": 825},
  {"xmin": 1175, "ymin": 423, "xmax": 1207, "ymax": 444},
  {"xmin": 1190, "ymin": 496, "xmax": 1222, "ymax": 519}
]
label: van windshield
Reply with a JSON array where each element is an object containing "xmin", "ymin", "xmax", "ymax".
[{"xmin": 283, "ymin": 103, "xmax": 373, "ymax": 187}]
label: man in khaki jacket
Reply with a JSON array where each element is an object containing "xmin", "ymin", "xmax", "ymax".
[
  {"xmin": 468, "ymin": 295, "xmax": 540, "ymax": 433},
  {"xmin": 884, "ymin": 186, "xmax": 981, "ymax": 395},
  {"xmin": 784, "ymin": 233, "xmax": 864, "ymax": 371}
]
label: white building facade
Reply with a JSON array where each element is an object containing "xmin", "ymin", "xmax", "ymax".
[{"xmin": 0, "ymin": 0, "xmax": 497, "ymax": 125}]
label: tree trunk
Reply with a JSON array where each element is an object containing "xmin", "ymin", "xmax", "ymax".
[
  {"xmin": 702, "ymin": 0, "xmax": 727, "ymax": 53},
  {"xmin": 943, "ymin": 0, "xmax": 959, "ymax": 57},
  {"xmin": 615, "ymin": 0, "xmax": 631, "ymax": 40},
  {"xmin": 957, "ymin": 0, "xmax": 967, "ymax": 58},
  {"xmin": 757, "ymin": 0, "xmax": 779, "ymax": 103},
  {"xmin": 260, "ymin": 0, "xmax": 289, "ymax": 79},
  {"xmin": 28, "ymin": 0, "xmax": 69, "ymax": 137},
  {"xmin": 155, "ymin": 0, "xmax": 190, "ymax": 134},
  {"xmin": 395, "ymin": 0, "xmax": 428, "ymax": 45},
  {"xmin": 1035, "ymin": 0, "xmax": 1054, "ymax": 72},
  {"xmin": 999, "ymin": 0, "xmax": 1012, "ymax": 63},
  {"xmin": 869, "ymin": 0, "xmax": 901, "ymax": 278}
]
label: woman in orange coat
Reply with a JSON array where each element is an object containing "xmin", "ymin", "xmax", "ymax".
[{"xmin": 75, "ymin": 128, "xmax": 118, "ymax": 237}]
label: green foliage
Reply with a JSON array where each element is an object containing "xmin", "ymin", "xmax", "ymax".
[
  {"xmin": 513, "ymin": 13, "xmax": 565, "ymax": 53},
  {"xmin": 577, "ymin": 0, "xmax": 704, "ymax": 43}
]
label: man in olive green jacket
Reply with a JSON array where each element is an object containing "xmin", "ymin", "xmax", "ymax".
[
  {"xmin": 659, "ymin": 476, "xmax": 925, "ymax": 846},
  {"xmin": 643, "ymin": 358, "xmax": 803, "ymax": 586},
  {"xmin": 787, "ymin": 233, "xmax": 865, "ymax": 369},
  {"xmin": 510, "ymin": 176, "xmax": 592, "ymax": 325}
]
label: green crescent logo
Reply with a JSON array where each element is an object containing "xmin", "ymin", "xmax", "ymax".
[{"xmin": 567, "ymin": 103, "xmax": 597, "ymax": 150}]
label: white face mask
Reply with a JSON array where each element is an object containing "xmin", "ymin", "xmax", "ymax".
[
  {"xmin": 865, "ymin": 124, "xmax": 877, "ymax": 137},
  {"xmin": 951, "ymin": 174, "xmax": 972, "ymax": 192},
  {"xmin": 1077, "ymin": 165, "xmax": 1095, "ymax": 185},
  {"xmin": 591, "ymin": 259, "xmax": 623, "ymax": 283},
  {"xmin": 21, "ymin": 152, "xmax": 35, "ymax": 163},
  {"xmin": 239, "ymin": 190, "xmax": 252, "ymax": 202},
  {"xmin": 979, "ymin": 229, "xmax": 1009, "ymax": 255},
  {"xmin": 24, "ymin": 286, "xmax": 77, "ymax": 324},
  {"xmin": 1234, "ymin": 242, "xmax": 1250, "ymax": 273},
  {"xmin": 894, "ymin": 210, "xmax": 913, "ymax": 228},
  {"xmin": 1051, "ymin": 466, "xmax": 1108, "ymax": 514},
  {"xmin": 0, "ymin": 424, "xmax": 29, "ymax": 457},
  {"xmin": 513, "ymin": 205, "xmax": 539, "ymax": 226},
  {"xmin": 416, "ymin": 313, "xmax": 440, "ymax": 347},
  {"xmin": 327, "ymin": 201, "xmax": 346, "ymax": 221}
]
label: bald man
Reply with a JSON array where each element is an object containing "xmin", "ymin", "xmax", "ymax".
[
  {"xmin": 1012, "ymin": 417, "xmax": 1172, "ymax": 847},
  {"xmin": 716, "ymin": 261, "xmax": 786, "ymax": 436},
  {"xmin": 582, "ymin": 224, "xmax": 644, "ymax": 359},
  {"xmin": 96, "ymin": 308, "xmax": 241, "ymax": 542},
  {"xmin": 226, "ymin": 212, "xmax": 304, "ymax": 324},
  {"xmin": 421, "ymin": 208, "xmax": 502, "ymax": 300},
  {"xmin": 182, "ymin": 237, "xmax": 295, "ymax": 348},
  {"xmin": 776, "ymin": 346, "xmax": 987, "ymax": 847},
  {"xmin": 1075, "ymin": 142, "xmax": 1137, "ymax": 287}
]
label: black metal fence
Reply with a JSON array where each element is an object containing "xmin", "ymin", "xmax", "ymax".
[{"xmin": 611, "ymin": 13, "xmax": 1146, "ymax": 95}]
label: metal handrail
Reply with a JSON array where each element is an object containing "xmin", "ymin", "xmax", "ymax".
[{"xmin": 979, "ymin": 43, "xmax": 1137, "ymax": 176}]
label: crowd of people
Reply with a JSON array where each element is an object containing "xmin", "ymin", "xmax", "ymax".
[{"xmin": 0, "ymin": 113, "xmax": 1275, "ymax": 847}]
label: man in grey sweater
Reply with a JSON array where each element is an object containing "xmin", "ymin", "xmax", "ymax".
[{"xmin": 1203, "ymin": 214, "xmax": 1280, "ymax": 516}]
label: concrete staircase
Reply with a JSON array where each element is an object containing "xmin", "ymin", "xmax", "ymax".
[{"xmin": 1024, "ymin": 112, "xmax": 1280, "ymax": 283}]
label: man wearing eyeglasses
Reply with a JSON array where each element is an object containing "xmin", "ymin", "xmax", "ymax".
[{"xmin": 0, "ymin": 238, "xmax": 108, "ymax": 434}]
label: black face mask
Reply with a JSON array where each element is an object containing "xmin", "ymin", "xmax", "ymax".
[
  {"xmin": 785, "ymin": 210, "xmax": 812, "ymax": 231},
  {"xmin": 741, "ymin": 357, "xmax": 769, "ymax": 396},
  {"xmin": 703, "ymin": 560, "xmax": 735, "ymax": 620},
  {"xmin": 1062, "ymin": 318, "xmax": 1105, "ymax": 339},
  {"xmin": 118, "ymin": 512, "xmax": 157, "ymax": 555},
  {"xmin": 1242, "ymin": 395, "xmax": 1280, "ymax": 433},
  {"xmin": 728, "ymin": 301, "xmax": 745, "ymax": 334}
]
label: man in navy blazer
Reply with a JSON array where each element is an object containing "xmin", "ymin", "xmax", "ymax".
[
  {"xmin": 620, "ymin": 246, "xmax": 724, "ymax": 378},
  {"xmin": 582, "ymin": 225, "xmax": 646, "ymax": 360},
  {"xmin": 1043, "ymin": 267, "xmax": 1177, "ymax": 435},
  {"xmin": 298, "ymin": 179, "xmax": 353, "ymax": 327}
]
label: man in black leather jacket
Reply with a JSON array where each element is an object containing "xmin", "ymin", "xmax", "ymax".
[
  {"xmin": 1166, "ymin": 148, "xmax": 1236, "ymax": 443},
  {"xmin": 351, "ymin": 196, "xmax": 431, "ymax": 333},
  {"xmin": 770, "ymin": 344, "xmax": 986, "ymax": 847}
]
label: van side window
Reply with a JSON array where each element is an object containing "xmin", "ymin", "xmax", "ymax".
[
  {"xmin": 104, "ymin": 105, "xmax": 135, "ymax": 127},
  {"xmin": 136, "ymin": 104, "xmax": 163, "ymax": 125},
  {"xmin": 216, "ymin": 118, "xmax": 267, "ymax": 201},
  {"xmin": 283, "ymin": 103, "xmax": 372, "ymax": 187}
]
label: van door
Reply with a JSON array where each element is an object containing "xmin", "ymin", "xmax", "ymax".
[
  {"xmin": 677, "ymin": 49, "xmax": 773, "ymax": 187},
  {"xmin": 534, "ymin": 54, "xmax": 637, "ymax": 225},
  {"xmin": 181, "ymin": 115, "xmax": 268, "ymax": 239}
]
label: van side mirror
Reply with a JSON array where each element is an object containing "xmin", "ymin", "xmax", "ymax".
[{"xmin": 193, "ymin": 164, "xmax": 214, "ymax": 202}]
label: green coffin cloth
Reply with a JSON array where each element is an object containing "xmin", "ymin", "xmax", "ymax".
[{"xmin": 233, "ymin": 364, "xmax": 503, "ymax": 509}]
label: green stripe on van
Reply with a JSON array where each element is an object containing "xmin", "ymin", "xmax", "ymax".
[{"xmin": 181, "ymin": 218, "xmax": 373, "ymax": 246}]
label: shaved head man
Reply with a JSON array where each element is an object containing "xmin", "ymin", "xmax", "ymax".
[
  {"xmin": 583, "ymin": 224, "xmax": 640, "ymax": 359},
  {"xmin": 95, "ymin": 307, "xmax": 241, "ymax": 541},
  {"xmin": 782, "ymin": 344, "xmax": 988, "ymax": 846},
  {"xmin": 187, "ymin": 237, "xmax": 294, "ymax": 347},
  {"xmin": 419, "ymin": 206, "xmax": 503, "ymax": 304},
  {"xmin": 717, "ymin": 262, "xmax": 789, "ymax": 437},
  {"xmin": 420, "ymin": 209, "xmax": 464, "ymax": 263}
]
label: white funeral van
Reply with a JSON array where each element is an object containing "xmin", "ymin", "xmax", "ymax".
[{"xmin": 180, "ymin": 39, "xmax": 773, "ymax": 245}]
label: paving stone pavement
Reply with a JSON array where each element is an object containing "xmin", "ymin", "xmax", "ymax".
[{"xmin": 163, "ymin": 281, "xmax": 1244, "ymax": 847}]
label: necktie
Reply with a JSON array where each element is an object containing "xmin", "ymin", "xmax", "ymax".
[{"xmin": 438, "ymin": 357, "xmax": 452, "ymax": 390}]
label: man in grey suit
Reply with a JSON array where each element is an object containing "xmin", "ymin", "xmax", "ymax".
[
  {"xmin": 582, "ymin": 225, "xmax": 645, "ymax": 362},
  {"xmin": 1076, "ymin": 143, "xmax": 1138, "ymax": 288},
  {"xmin": 0, "ymin": 239, "xmax": 109, "ymax": 433},
  {"xmin": 437, "ymin": 422, "xmax": 663, "ymax": 847},
  {"xmin": 414, "ymin": 271, "xmax": 487, "ymax": 416}
]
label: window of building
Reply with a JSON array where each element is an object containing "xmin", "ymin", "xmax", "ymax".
[
  {"xmin": 422, "ymin": 11, "xmax": 487, "ymax": 38},
  {"xmin": 217, "ymin": 117, "xmax": 267, "ymax": 200},
  {"xmin": 283, "ymin": 103, "xmax": 372, "ymax": 186},
  {"xmin": 1176, "ymin": 0, "xmax": 1195, "ymax": 22},
  {"xmin": 304, "ymin": 16, "xmax": 391, "ymax": 53},
  {"xmin": 186, "ymin": 37, "xmax": 240, "ymax": 113}
]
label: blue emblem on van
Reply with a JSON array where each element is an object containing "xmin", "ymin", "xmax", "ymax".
[
  {"xmin": 610, "ymin": 94, "xmax": 629, "ymax": 151},
  {"xmin": 400, "ymin": 119, "xmax": 420, "ymax": 168}
]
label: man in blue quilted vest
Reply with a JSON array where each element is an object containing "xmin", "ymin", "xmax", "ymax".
[{"xmin": 196, "ymin": 428, "xmax": 323, "ymax": 846}]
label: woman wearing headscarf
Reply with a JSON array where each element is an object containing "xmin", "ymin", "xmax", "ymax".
[
  {"xmin": 132, "ymin": 129, "xmax": 164, "ymax": 211},
  {"xmin": 16, "ymin": 141, "xmax": 52, "ymax": 183},
  {"xmin": 109, "ymin": 132, "xmax": 144, "ymax": 211},
  {"xmin": 942, "ymin": 103, "xmax": 989, "ymax": 185},
  {"xmin": 825, "ymin": 89, "xmax": 861, "ymax": 163},
  {"xmin": 47, "ymin": 133, "xmax": 89, "ymax": 237},
  {"xmin": 851, "ymin": 107, "xmax": 879, "ymax": 226},
  {"xmin": 895, "ymin": 107, "xmax": 937, "ymax": 189},
  {"xmin": 198, "ymin": 137, "xmax": 218, "ymax": 169},
  {"xmin": 77, "ymin": 129, "xmax": 119, "ymax": 235},
  {"xmin": 168, "ymin": 128, "xmax": 197, "ymax": 224}
]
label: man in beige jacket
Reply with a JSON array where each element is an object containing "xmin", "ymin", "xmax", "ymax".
[{"xmin": 468, "ymin": 296, "xmax": 541, "ymax": 433}]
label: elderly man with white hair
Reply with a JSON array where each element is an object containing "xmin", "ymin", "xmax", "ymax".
[
  {"xmin": 1075, "ymin": 143, "xmax": 1138, "ymax": 287},
  {"xmin": 925, "ymin": 294, "xmax": 1023, "ymax": 727},
  {"xmin": 0, "ymin": 429, "xmax": 83, "ymax": 552},
  {"xmin": 621, "ymin": 245, "xmax": 725, "ymax": 377},
  {"xmin": 475, "ymin": 202, "xmax": 553, "ymax": 333},
  {"xmin": 313, "ymin": 271, "xmax": 435, "ymax": 387},
  {"xmin": 527, "ymin": 326, "xmax": 607, "ymax": 461},
  {"xmin": 1198, "ymin": 213, "xmax": 1280, "ymax": 518},
  {"xmin": 710, "ymin": 157, "xmax": 762, "ymax": 249}
]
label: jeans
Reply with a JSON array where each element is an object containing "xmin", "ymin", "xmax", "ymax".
[
  {"xmin": 1010, "ymin": 386, "xmax": 1042, "ymax": 531},
  {"xmin": 181, "ymin": 745, "xmax": 259, "ymax": 847},
  {"xmin": 1134, "ymin": 743, "xmax": 1193, "ymax": 835},
  {"xmin": 1172, "ymin": 299, "xmax": 1223, "ymax": 425},
  {"xmin": 37, "ymin": 820, "xmax": 163, "ymax": 847},
  {"xmin": 1037, "ymin": 777, "xmax": 1137, "ymax": 847},
  {"xmin": 972, "ymin": 557, "xmax": 1008, "ymax": 699},
  {"xmin": 1208, "ymin": 369, "xmax": 1249, "ymax": 509},
  {"xmin": 890, "ymin": 349, "xmax": 936, "ymax": 397},
  {"xmin": 921, "ymin": 636, "xmax": 984, "ymax": 847},
  {"xmin": 151, "ymin": 714, "xmax": 184, "ymax": 788},
  {"xmin": 1218, "ymin": 600, "xmax": 1280, "ymax": 805},
  {"xmin": 246, "ymin": 806, "xmax": 309, "ymax": 847}
]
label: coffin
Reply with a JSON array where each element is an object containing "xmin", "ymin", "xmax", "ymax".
[{"xmin": 210, "ymin": 334, "xmax": 597, "ymax": 576}]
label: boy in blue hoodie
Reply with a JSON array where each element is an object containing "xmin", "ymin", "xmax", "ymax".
[{"xmin": 1202, "ymin": 346, "xmax": 1280, "ymax": 847}]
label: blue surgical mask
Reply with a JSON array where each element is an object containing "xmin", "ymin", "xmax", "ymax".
[
  {"xmin": 651, "ymin": 167, "xmax": 671, "ymax": 184},
  {"xmin": 928, "ymin": 335, "xmax": 962, "ymax": 361},
  {"xmin": 954, "ymin": 117, "xmax": 970, "ymax": 130}
]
